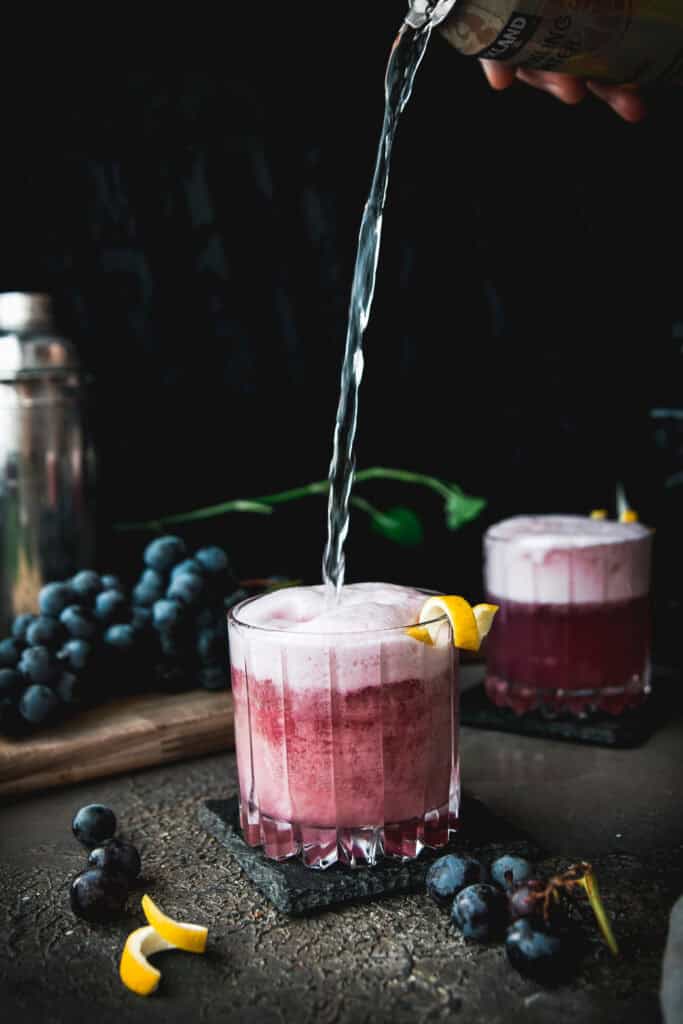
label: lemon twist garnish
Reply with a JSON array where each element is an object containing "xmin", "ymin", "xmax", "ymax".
[
  {"xmin": 620, "ymin": 509, "xmax": 639, "ymax": 523},
  {"xmin": 141, "ymin": 893, "xmax": 208, "ymax": 953},
  {"xmin": 119, "ymin": 895, "xmax": 209, "ymax": 997},
  {"xmin": 119, "ymin": 925, "xmax": 175, "ymax": 996},
  {"xmin": 590, "ymin": 509, "xmax": 608, "ymax": 520},
  {"xmin": 406, "ymin": 595, "xmax": 498, "ymax": 652}
]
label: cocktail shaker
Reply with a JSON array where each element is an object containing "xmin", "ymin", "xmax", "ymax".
[
  {"xmin": 406, "ymin": 0, "xmax": 683, "ymax": 86},
  {"xmin": 0, "ymin": 293, "xmax": 96, "ymax": 632}
]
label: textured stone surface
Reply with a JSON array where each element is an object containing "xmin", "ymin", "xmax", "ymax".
[
  {"xmin": 1, "ymin": 723, "xmax": 682, "ymax": 1024},
  {"xmin": 460, "ymin": 668, "xmax": 681, "ymax": 748},
  {"xmin": 198, "ymin": 796, "xmax": 542, "ymax": 915}
]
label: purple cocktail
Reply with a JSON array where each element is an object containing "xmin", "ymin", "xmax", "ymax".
[
  {"xmin": 483, "ymin": 515, "xmax": 653, "ymax": 715},
  {"xmin": 228, "ymin": 583, "xmax": 459, "ymax": 868}
]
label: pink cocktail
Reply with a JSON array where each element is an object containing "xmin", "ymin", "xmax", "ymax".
[
  {"xmin": 483, "ymin": 515, "xmax": 653, "ymax": 716},
  {"xmin": 228, "ymin": 583, "xmax": 459, "ymax": 868}
]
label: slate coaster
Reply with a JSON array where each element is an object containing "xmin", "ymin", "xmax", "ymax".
[
  {"xmin": 460, "ymin": 666, "xmax": 682, "ymax": 749},
  {"xmin": 198, "ymin": 795, "xmax": 542, "ymax": 915}
]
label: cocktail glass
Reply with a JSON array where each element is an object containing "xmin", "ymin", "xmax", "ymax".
[
  {"xmin": 227, "ymin": 584, "xmax": 459, "ymax": 869},
  {"xmin": 483, "ymin": 515, "xmax": 653, "ymax": 716}
]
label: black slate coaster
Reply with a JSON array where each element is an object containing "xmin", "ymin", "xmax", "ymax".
[
  {"xmin": 199, "ymin": 795, "xmax": 542, "ymax": 915},
  {"xmin": 460, "ymin": 666, "xmax": 682, "ymax": 749}
]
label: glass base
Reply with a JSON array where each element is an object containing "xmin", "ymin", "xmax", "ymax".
[
  {"xmin": 484, "ymin": 671, "xmax": 650, "ymax": 717},
  {"xmin": 239, "ymin": 800, "xmax": 460, "ymax": 869}
]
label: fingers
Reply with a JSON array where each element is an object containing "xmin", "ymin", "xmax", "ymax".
[
  {"xmin": 586, "ymin": 80, "xmax": 647, "ymax": 123},
  {"xmin": 480, "ymin": 60, "xmax": 648, "ymax": 122},
  {"xmin": 480, "ymin": 60, "xmax": 516, "ymax": 91},
  {"xmin": 515, "ymin": 69, "xmax": 588, "ymax": 105}
]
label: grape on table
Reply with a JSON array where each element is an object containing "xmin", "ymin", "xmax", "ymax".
[
  {"xmin": 88, "ymin": 838, "xmax": 141, "ymax": 881},
  {"xmin": 426, "ymin": 854, "xmax": 488, "ymax": 905},
  {"xmin": 451, "ymin": 883, "xmax": 509, "ymax": 943},
  {"xmin": 70, "ymin": 868, "xmax": 128, "ymax": 922},
  {"xmin": 506, "ymin": 918, "xmax": 580, "ymax": 984},
  {"xmin": 72, "ymin": 803, "xmax": 117, "ymax": 847}
]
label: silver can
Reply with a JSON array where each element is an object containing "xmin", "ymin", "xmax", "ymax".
[
  {"xmin": 0, "ymin": 293, "xmax": 96, "ymax": 632},
  {"xmin": 407, "ymin": 0, "xmax": 683, "ymax": 85}
]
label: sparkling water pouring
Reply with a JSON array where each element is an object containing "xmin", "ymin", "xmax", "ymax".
[{"xmin": 322, "ymin": 14, "xmax": 436, "ymax": 592}]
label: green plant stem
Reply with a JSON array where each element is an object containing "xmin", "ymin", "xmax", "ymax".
[
  {"xmin": 116, "ymin": 467, "xmax": 464, "ymax": 531},
  {"xmin": 354, "ymin": 467, "xmax": 463, "ymax": 500},
  {"xmin": 118, "ymin": 499, "xmax": 273, "ymax": 532},
  {"xmin": 349, "ymin": 494, "xmax": 393, "ymax": 528},
  {"xmin": 256, "ymin": 480, "xmax": 330, "ymax": 505}
]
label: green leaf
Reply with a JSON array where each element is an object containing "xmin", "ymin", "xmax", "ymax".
[
  {"xmin": 444, "ymin": 489, "xmax": 487, "ymax": 530},
  {"xmin": 371, "ymin": 506, "xmax": 424, "ymax": 547}
]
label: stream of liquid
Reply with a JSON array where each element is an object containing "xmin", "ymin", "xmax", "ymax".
[{"xmin": 321, "ymin": 18, "xmax": 433, "ymax": 593}]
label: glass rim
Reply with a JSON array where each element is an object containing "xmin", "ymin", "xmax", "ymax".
[
  {"xmin": 227, "ymin": 586, "xmax": 449, "ymax": 637},
  {"xmin": 484, "ymin": 516, "xmax": 652, "ymax": 547}
]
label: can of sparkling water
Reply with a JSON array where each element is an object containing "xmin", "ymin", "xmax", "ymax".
[{"xmin": 406, "ymin": 0, "xmax": 683, "ymax": 85}]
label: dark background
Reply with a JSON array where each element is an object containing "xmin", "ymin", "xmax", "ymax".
[{"xmin": 1, "ymin": 20, "xmax": 681, "ymax": 660}]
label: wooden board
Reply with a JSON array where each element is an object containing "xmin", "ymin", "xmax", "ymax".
[{"xmin": 0, "ymin": 690, "xmax": 234, "ymax": 801}]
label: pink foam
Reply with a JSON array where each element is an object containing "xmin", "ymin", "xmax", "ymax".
[
  {"xmin": 234, "ymin": 582, "xmax": 426, "ymax": 632},
  {"xmin": 485, "ymin": 515, "xmax": 652, "ymax": 604}
]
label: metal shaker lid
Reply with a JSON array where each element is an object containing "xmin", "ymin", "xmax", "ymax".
[
  {"xmin": 0, "ymin": 292, "xmax": 79, "ymax": 380},
  {"xmin": 0, "ymin": 292, "xmax": 53, "ymax": 333},
  {"xmin": 405, "ymin": 0, "xmax": 458, "ymax": 29}
]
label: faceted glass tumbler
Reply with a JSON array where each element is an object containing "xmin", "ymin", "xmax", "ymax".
[
  {"xmin": 483, "ymin": 515, "xmax": 653, "ymax": 716},
  {"xmin": 227, "ymin": 594, "xmax": 459, "ymax": 869}
]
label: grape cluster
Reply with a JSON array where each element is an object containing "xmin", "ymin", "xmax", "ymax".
[
  {"xmin": 70, "ymin": 803, "xmax": 142, "ymax": 923},
  {"xmin": 426, "ymin": 853, "xmax": 582, "ymax": 984},
  {"xmin": 0, "ymin": 535, "xmax": 240, "ymax": 737},
  {"xmin": 132, "ymin": 536, "xmax": 236, "ymax": 696}
]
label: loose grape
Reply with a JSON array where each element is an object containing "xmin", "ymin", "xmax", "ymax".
[
  {"xmin": 505, "ymin": 918, "xmax": 580, "ymax": 984},
  {"xmin": 70, "ymin": 868, "xmax": 128, "ymax": 922},
  {"xmin": 491, "ymin": 855, "xmax": 534, "ymax": 892},
  {"xmin": 72, "ymin": 804, "xmax": 117, "ymax": 847},
  {"xmin": 426, "ymin": 855, "xmax": 488, "ymax": 905},
  {"xmin": 88, "ymin": 838, "xmax": 141, "ymax": 881},
  {"xmin": 451, "ymin": 884, "xmax": 509, "ymax": 943}
]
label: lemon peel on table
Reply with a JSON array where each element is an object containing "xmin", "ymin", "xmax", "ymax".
[
  {"xmin": 119, "ymin": 925, "xmax": 175, "ymax": 996},
  {"xmin": 119, "ymin": 895, "xmax": 208, "ymax": 997},
  {"xmin": 141, "ymin": 893, "xmax": 208, "ymax": 953},
  {"xmin": 406, "ymin": 595, "xmax": 498, "ymax": 652}
]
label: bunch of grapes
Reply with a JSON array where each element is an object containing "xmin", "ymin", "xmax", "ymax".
[
  {"xmin": 131, "ymin": 535, "xmax": 236, "ymax": 696},
  {"xmin": 425, "ymin": 852, "xmax": 596, "ymax": 984},
  {"xmin": 0, "ymin": 535, "xmax": 242, "ymax": 737}
]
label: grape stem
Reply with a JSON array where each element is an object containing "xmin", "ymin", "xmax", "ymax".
[
  {"xmin": 116, "ymin": 467, "xmax": 479, "ymax": 532},
  {"xmin": 538, "ymin": 861, "xmax": 619, "ymax": 957},
  {"xmin": 578, "ymin": 867, "xmax": 620, "ymax": 956}
]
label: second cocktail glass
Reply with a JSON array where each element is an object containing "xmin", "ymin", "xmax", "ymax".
[
  {"xmin": 483, "ymin": 514, "xmax": 653, "ymax": 716},
  {"xmin": 228, "ymin": 583, "xmax": 459, "ymax": 869}
]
